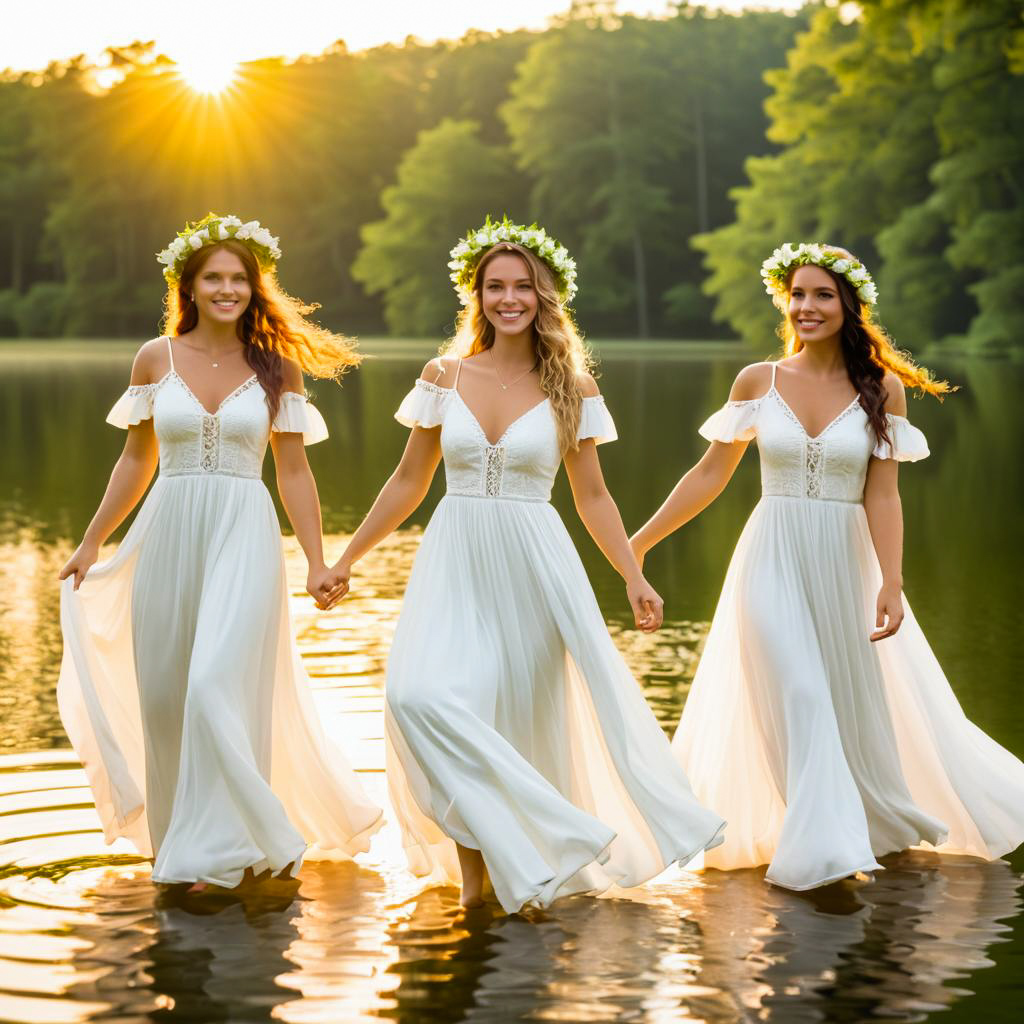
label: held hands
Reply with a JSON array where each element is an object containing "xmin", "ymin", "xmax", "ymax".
[
  {"xmin": 58, "ymin": 542, "xmax": 99, "ymax": 590},
  {"xmin": 307, "ymin": 562, "xmax": 350, "ymax": 610},
  {"xmin": 870, "ymin": 581, "xmax": 904, "ymax": 642},
  {"xmin": 627, "ymin": 575, "xmax": 664, "ymax": 633}
]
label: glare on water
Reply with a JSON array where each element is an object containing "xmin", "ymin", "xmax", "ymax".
[{"xmin": 0, "ymin": 343, "xmax": 1022, "ymax": 1022}]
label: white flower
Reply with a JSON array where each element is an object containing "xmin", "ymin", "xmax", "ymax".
[
  {"xmin": 221, "ymin": 215, "xmax": 242, "ymax": 228},
  {"xmin": 832, "ymin": 258, "xmax": 851, "ymax": 274},
  {"xmin": 252, "ymin": 227, "xmax": 273, "ymax": 248},
  {"xmin": 804, "ymin": 244, "xmax": 824, "ymax": 262},
  {"xmin": 779, "ymin": 243, "xmax": 797, "ymax": 263},
  {"xmin": 157, "ymin": 248, "xmax": 174, "ymax": 266},
  {"xmin": 858, "ymin": 282, "xmax": 878, "ymax": 303},
  {"xmin": 188, "ymin": 234, "xmax": 203, "ymax": 249},
  {"xmin": 236, "ymin": 227, "xmax": 251, "ymax": 240},
  {"xmin": 169, "ymin": 237, "xmax": 187, "ymax": 256},
  {"xmin": 847, "ymin": 266, "xmax": 868, "ymax": 284}
]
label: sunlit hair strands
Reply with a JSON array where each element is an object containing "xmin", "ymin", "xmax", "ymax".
[
  {"xmin": 444, "ymin": 239, "xmax": 592, "ymax": 455},
  {"xmin": 161, "ymin": 219, "xmax": 360, "ymax": 422},
  {"xmin": 768, "ymin": 243, "xmax": 953, "ymax": 445}
]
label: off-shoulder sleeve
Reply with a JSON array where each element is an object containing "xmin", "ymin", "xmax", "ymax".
[
  {"xmin": 698, "ymin": 398, "xmax": 761, "ymax": 443},
  {"xmin": 272, "ymin": 391, "xmax": 328, "ymax": 445},
  {"xmin": 577, "ymin": 394, "xmax": 618, "ymax": 444},
  {"xmin": 872, "ymin": 414, "xmax": 929, "ymax": 462},
  {"xmin": 395, "ymin": 379, "xmax": 452, "ymax": 429},
  {"xmin": 106, "ymin": 384, "xmax": 156, "ymax": 428}
]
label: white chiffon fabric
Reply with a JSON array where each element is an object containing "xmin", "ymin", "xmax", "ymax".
[
  {"xmin": 385, "ymin": 371, "xmax": 725, "ymax": 914},
  {"xmin": 673, "ymin": 370, "xmax": 1024, "ymax": 890},
  {"xmin": 58, "ymin": 342, "xmax": 382, "ymax": 886}
]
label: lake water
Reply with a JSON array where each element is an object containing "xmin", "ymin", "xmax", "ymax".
[{"xmin": 0, "ymin": 340, "xmax": 1021, "ymax": 1022}]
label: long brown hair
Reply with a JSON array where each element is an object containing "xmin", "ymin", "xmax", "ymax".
[
  {"xmin": 443, "ymin": 242, "xmax": 592, "ymax": 454},
  {"xmin": 779, "ymin": 258, "xmax": 952, "ymax": 444},
  {"xmin": 162, "ymin": 239, "xmax": 360, "ymax": 421}
]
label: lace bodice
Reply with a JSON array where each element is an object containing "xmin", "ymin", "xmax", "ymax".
[
  {"xmin": 395, "ymin": 377, "xmax": 617, "ymax": 503},
  {"xmin": 107, "ymin": 344, "xmax": 327, "ymax": 479},
  {"xmin": 700, "ymin": 368, "xmax": 928, "ymax": 504}
]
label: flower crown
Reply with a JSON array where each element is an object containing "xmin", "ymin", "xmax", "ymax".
[
  {"xmin": 761, "ymin": 242, "xmax": 878, "ymax": 307},
  {"xmin": 448, "ymin": 216, "xmax": 578, "ymax": 305},
  {"xmin": 156, "ymin": 213, "xmax": 282, "ymax": 285}
]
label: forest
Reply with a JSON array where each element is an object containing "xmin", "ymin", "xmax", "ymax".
[{"xmin": 0, "ymin": 1, "xmax": 1020, "ymax": 352}]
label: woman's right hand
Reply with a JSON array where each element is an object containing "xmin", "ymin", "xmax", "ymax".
[
  {"xmin": 320, "ymin": 559, "xmax": 352, "ymax": 610},
  {"xmin": 626, "ymin": 575, "xmax": 664, "ymax": 633},
  {"xmin": 59, "ymin": 542, "xmax": 99, "ymax": 590}
]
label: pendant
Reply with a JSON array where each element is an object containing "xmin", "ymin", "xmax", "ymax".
[{"xmin": 212, "ymin": 362, "xmax": 219, "ymax": 368}]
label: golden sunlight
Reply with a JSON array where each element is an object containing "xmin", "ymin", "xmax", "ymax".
[{"xmin": 175, "ymin": 55, "xmax": 238, "ymax": 94}]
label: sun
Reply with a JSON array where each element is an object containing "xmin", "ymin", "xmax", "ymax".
[{"xmin": 176, "ymin": 56, "xmax": 239, "ymax": 95}]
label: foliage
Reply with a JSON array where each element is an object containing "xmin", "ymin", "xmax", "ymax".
[
  {"xmin": 697, "ymin": 0, "xmax": 1024, "ymax": 353},
  {"xmin": 0, "ymin": 12, "xmax": 797, "ymax": 340}
]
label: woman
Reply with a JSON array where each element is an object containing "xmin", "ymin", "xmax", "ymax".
[
  {"xmin": 631, "ymin": 242, "xmax": 1024, "ymax": 890},
  {"xmin": 58, "ymin": 214, "xmax": 382, "ymax": 890},
  {"xmin": 322, "ymin": 218, "xmax": 725, "ymax": 912}
]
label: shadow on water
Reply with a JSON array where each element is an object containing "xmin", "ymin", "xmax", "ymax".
[{"xmin": 1, "ymin": 342, "xmax": 1023, "ymax": 1021}]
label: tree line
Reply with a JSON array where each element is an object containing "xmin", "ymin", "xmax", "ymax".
[{"xmin": 0, "ymin": 1, "xmax": 1020, "ymax": 353}]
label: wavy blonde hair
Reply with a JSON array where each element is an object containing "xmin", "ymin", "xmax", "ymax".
[
  {"xmin": 443, "ymin": 243, "xmax": 592, "ymax": 453},
  {"xmin": 162, "ymin": 240, "xmax": 360, "ymax": 420}
]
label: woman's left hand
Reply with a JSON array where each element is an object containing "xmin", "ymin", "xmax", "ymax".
[
  {"xmin": 627, "ymin": 576, "xmax": 664, "ymax": 633},
  {"xmin": 870, "ymin": 581, "xmax": 904, "ymax": 641}
]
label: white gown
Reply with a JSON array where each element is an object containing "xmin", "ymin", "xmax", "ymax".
[
  {"xmin": 385, "ymin": 365, "xmax": 726, "ymax": 914},
  {"xmin": 674, "ymin": 363, "xmax": 1024, "ymax": 890},
  {"xmin": 58, "ymin": 338, "xmax": 383, "ymax": 886}
]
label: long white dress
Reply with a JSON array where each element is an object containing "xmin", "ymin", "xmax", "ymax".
[
  {"xmin": 674, "ymin": 363, "xmax": 1024, "ymax": 890},
  {"xmin": 58, "ymin": 338, "xmax": 383, "ymax": 886},
  {"xmin": 385, "ymin": 364, "xmax": 726, "ymax": 914}
]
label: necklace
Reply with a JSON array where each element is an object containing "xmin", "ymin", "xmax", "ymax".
[
  {"xmin": 489, "ymin": 347, "xmax": 538, "ymax": 390},
  {"xmin": 184, "ymin": 339, "xmax": 240, "ymax": 369}
]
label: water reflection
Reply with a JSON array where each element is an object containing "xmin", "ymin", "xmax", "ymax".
[{"xmin": 1, "ymin": 343, "xmax": 1022, "ymax": 1021}]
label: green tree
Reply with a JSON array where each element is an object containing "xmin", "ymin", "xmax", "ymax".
[{"xmin": 353, "ymin": 118, "xmax": 526, "ymax": 336}]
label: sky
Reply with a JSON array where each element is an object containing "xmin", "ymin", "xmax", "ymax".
[{"xmin": 1, "ymin": 0, "xmax": 804, "ymax": 73}]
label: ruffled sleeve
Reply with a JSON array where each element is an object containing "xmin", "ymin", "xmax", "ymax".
[
  {"xmin": 106, "ymin": 384, "xmax": 156, "ymax": 428},
  {"xmin": 872, "ymin": 414, "xmax": 929, "ymax": 462},
  {"xmin": 577, "ymin": 394, "xmax": 618, "ymax": 444},
  {"xmin": 698, "ymin": 398, "xmax": 761, "ymax": 443},
  {"xmin": 272, "ymin": 391, "xmax": 329, "ymax": 445},
  {"xmin": 395, "ymin": 379, "xmax": 452, "ymax": 429}
]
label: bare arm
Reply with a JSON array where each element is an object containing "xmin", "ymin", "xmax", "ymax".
[
  {"xmin": 322, "ymin": 360, "xmax": 449, "ymax": 605},
  {"xmin": 863, "ymin": 375, "xmax": 907, "ymax": 641},
  {"xmin": 58, "ymin": 344, "xmax": 162, "ymax": 589},
  {"xmin": 629, "ymin": 362, "xmax": 770, "ymax": 561},
  {"xmin": 337, "ymin": 427, "xmax": 442, "ymax": 571},
  {"xmin": 564, "ymin": 437, "xmax": 664, "ymax": 632},
  {"xmin": 630, "ymin": 442, "xmax": 748, "ymax": 561}
]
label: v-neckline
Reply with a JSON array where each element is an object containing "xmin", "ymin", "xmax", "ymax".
[
  {"xmin": 170, "ymin": 369, "xmax": 259, "ymax": 417},
  {"xmin": 455, "ymin": 390, "xmax": 549, "ymax": 448},
  {"xmin": 771, "ymin": 386, "xmax": 859, "ymax": 441}
]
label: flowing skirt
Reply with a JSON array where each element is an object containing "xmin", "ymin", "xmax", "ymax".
[
  {"xmin": 58, "ymin": 474, "xmax": 382, "ymax": 886},
  {"xmin": 673, "ymin": 494, "xmax": 1024, "ymax": 890},
  {"xmin": 386, "ymin": 494, "xmax": 726, "ymax": 914}
]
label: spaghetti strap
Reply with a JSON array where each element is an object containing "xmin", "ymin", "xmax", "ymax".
[
  {"xmin": 769, "ymin": 361, "xmax": 778, "ymax": 389},
  {"xmin": 453, "ymin": 357, "xmax": 464, "ymax": 393},
  {"xmin": 165, "ymin": 336, "xmax": 174, "ymax": 372}
]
